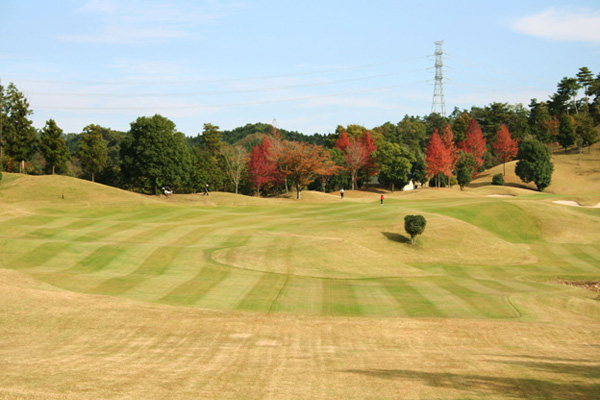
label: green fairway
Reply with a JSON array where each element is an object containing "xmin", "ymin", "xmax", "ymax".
[
  {"xmin": 1, "ymin": 174, "xmax": 599, "ymax": 320},
  {"xmin": 1, "ymin": 172, "xmax": 599, "ymax": 400}
]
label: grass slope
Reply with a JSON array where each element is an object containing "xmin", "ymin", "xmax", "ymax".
[{"xmin": 0, "ymin": 145, "xmax": 599, "ymax": 400}]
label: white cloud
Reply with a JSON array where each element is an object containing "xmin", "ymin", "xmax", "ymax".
[
  {"xmin": 60, "ymin": 1, "xmax": 244, "ymax": 44},
  {"xmin": 513, "ymin": 8, "xmax": 600, "ymax": 44}
]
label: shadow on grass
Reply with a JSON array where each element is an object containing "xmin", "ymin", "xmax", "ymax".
[
  {"xmin": 343, "ymin": 358, "xmax": 600, "ymax": 400},
  {"xmin": 382, "ymin": 231, "xmax": 410, "ymax": 244}
]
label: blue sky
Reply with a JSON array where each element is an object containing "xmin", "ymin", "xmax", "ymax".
[{"xmin": 1, "ymin": 0, "xmax": 599, "ymax": 136}]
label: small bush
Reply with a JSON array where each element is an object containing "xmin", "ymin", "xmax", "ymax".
[
  {"xmin": 404, "ymin": 215, "xmax": 426, "ymax": 245},
  {"xmin": 492, "ymin": 173, "xmax": 504, "ymax": 186}
]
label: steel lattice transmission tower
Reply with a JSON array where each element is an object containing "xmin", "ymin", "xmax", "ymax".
[{"xmin": 431, "ymin": 40, "xmax": 447, "ymax": 117}]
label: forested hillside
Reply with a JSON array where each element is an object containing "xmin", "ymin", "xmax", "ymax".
[{"xmin": 1, "ymin": 67, "xmax": 599, "ymax": 197}]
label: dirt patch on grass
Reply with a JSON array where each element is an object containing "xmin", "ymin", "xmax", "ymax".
[{"xmin": 557, "ymin": 280, "xmax": 600, "ymax": 299}]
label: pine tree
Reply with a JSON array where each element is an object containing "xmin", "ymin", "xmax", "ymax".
[
  {"xmin": 3, "ymin": 83, "xmax": 37, "ymax": 173},
  {"xmin": 39, "ymin": 119, "xmax": 70, "ymax": 175},
  {"xmin": 492, "ymin": 124, "xmax": 519, "ymax": 176},
  {"xmin": 557, "ymin": 114, "xmax": 575, "ymax": 151}
]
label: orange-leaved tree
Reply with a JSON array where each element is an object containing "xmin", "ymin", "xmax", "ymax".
[
  {"xmin": 458, "ymin": 119, "xmax": 487, "ymax": 177},
  {"xmin": 425, "ymin": 128, "xmax": 452, "ymax": 188},
  {"xmin": 492, "ymin": 124, "xmax": 519, "ymax": 176},
  {"xmin": 441, "ymin": 124, "xmax": 459, "ymax": 173},
  {"xmin": 277, "ymin": 141, "xmax": 337, "ymax": 199}
]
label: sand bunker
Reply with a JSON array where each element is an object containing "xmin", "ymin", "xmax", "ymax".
[
  {"xmin": 486, "ymin": 194, "xmax": 516, "ymax": 198},
  {"xmin": 553, "ymin": 200, "xmax": 600, "ymax": 208}
]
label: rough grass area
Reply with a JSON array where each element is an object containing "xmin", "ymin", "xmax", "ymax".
[{"xmin": 0, "ymin": 145, "xmax": 599, "ymax": 400}]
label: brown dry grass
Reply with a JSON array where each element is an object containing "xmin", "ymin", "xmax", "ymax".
[{"xmin": 1, "ymin": 269, "xmax": 598, "ymax": 400}]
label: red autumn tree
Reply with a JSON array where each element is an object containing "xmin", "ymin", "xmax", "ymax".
[
  {"xmin": 360, "ymin": 131, "xmax": 378, "ymax": 188},
  {"xmin": 334, "ymin": 130, "xmax": 351, "ymax": 152},
  {"xmin": 334, "ymin": 130, "xmax": 377, "ymax": 190},
  {"xmin": 441, "ymin": 124, "xmax": 459, "ymax": 172},
  {"xmin": 247, "ymin": 137, "xmax": 279, "ymax": 196},
  {"xmin": 458, "ymin": 119, "xmax": 487, "ymax": 177},
  {"xmin": 277, "ymin": 141, "xmax": 337, "ymax": 199},
  {"xmin": 425, "ymin": 129, "xmax": 452, "ymax": 188},
  {"xmin": 343, "ymin": 140, "xmax": 368, "ymax": 190},
  {"xmin": 492, "ymin": 124, "xmax": 519, "ymax": 176}
]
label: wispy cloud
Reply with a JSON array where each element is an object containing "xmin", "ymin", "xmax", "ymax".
[
  {"xmin": 513, "ymin": 7, "xmax": 600, "ymax": 44},
  {"xmin": 59, "ymin": 0, "xmax": 244, "ymax": 44}
]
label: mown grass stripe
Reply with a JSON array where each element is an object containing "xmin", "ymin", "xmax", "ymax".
[
  {"xmin": 579, "ymin": 245, "xmax": 600, "ymax": 262},
  {"xmin": 159, "ymin": 263, "xmax": 231, "ymax": 306},
  {"xmin": 13, "ymin": 215, "xmax": 59, "ymax": 226},
  {"xmin": 73, "ymin": 222, "xmax": 138, "ymax": 242},
  {"xmin": 416, "ymin": 280, "xmax": 481, "ymax": 318},
  {"xmin": 16, "ymin": 241, "xmax": 73, "ymax": 269},
  {"xmin": 194, "ymin": 269, "xmax": 263, "ymax": 310},
  {"xmin": 381, "ymin": 278, "xmax": 445, "ymax": 317},
  {"xmin": 321, "ymin": 278, "xmax": 361, "ymax": 316},
  {"xmin": 563, "ymin": 244, "xmax": 600, "ymax": 272},
  {"xmin": 443, "ymin": 278, "xmax": 520, "ymax": 318},
  {"xmin": 269, "ymin": 275, "xmax": 323, "ymax": 315},
  {"xmin": 236, "ymin": 273, "xmax": 288, "ymax": 312},
  {"xmin": 123, "ymin": 223, "xmax": 180, "ymax": 244},
  {"xmin": 61, "ymin": 244, "xmax": 129, "ymax": 274},
  {"xmin": 351, "ymin": 280, "xmax": 404, "ymax": 317},
  {"xmin": 546, "ymin": 245, "xmax": 598, "ymax": 273},
  {"xmin": 90, "ymin": 245, "xmax": 184, "ymax": 296}
]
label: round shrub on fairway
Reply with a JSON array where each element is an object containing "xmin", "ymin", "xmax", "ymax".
[
  {"xmin": 404, "ymin": 215, "xmax": 426, "ymax": 245},
  {"xmin": 492, "ymin": 173, "xmax": 504, "ymax": 186}
]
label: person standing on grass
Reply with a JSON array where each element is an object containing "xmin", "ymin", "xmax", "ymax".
[
  {"xmin": 203, "ymin": 183, "xmax": 209, "ymax": 196},
  {"xmin": 380, "ymin": 194, "xmax": 384, "ymax": 205},
  {"xmin": 340, "ymin": 188, "xmax": 344, "ymax": 199}
]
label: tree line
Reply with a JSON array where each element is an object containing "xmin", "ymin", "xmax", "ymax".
[{"xmin": 1, "ymin": 66, "xmax": 599, "ymax": 195}]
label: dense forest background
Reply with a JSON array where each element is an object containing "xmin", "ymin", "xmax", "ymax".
[{"xmin": 1, "ymin": 67, "xmax": 599, "ymax": 196}]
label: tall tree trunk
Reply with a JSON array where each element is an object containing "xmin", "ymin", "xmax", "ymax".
[
  {"xmin": 296, "ymin": 184, "xmax": 301, "ymax": 200},
  {"xmin": 92, "ymin": 172, "xmax": 95, "ymax": 182},
  {"xmin": 52, "ymin": 165, "xmax": 56, "ymax": 175}
]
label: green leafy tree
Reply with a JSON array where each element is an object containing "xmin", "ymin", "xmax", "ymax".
[
  {"xmin": 120, "ymin": 115, "xmax": 191, "ymax": 194},
  {"xmin": 79, "ymin": 124, "xmax": 108, "ymax": 183},
  {"xmin": 515, "ymin": 139, "xmax": 554, "ymax": 192},
  {"xmin": 557, "ymin": 114, "xmax": 575, "ymax": 151},
  {"xmin": 409, "ymin": 157, "xmax": 427, "ymax": 188},
  {"xmin": 455, "ymin": 152, "xmax": 476, "ymax": 190},
  {"xmin": 396, "ymin": 115, "xmax": 427, "ymax": 153},
  {"xmin": 3, "ymin": 83, "xmax": 38, "ymax": 173},
  {"xmin": 39, "ymin": 119, "xmax": 70, "ymax": 175},
  {"xmin": 377, "ymin": 142, "xmax": 414, "ymax": 191},
  {"xmin": 404, "ymin": 215, "xmax": 426, "ymax": 245},
  {"xmin": 188, "ymin": 147, "xmax": 224, "ymax": 193}
]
